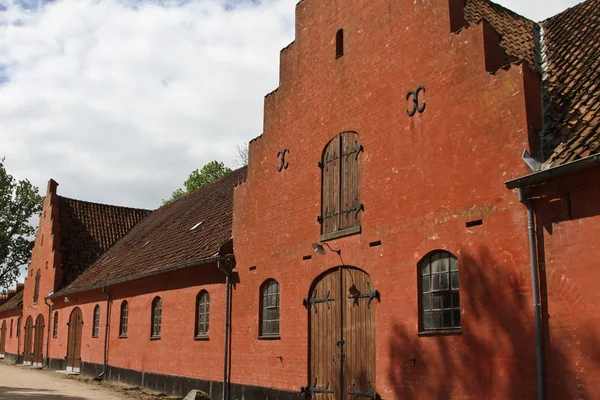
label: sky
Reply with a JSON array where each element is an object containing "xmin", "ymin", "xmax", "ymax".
[{"xmin": 0, "ymin": 0, "xmax": 587, "ymax": 210}]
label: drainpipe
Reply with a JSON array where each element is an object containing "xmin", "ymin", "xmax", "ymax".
[
  {"xmin": 98, "ymin": 287, "xmax": 111, "ymax": 380},
  {"xmin": 518, "ymin": 187, "xmax": 545, "ymax": 400},
  {"xmin": 42, "ymin": 297, "xmax": 52, "ymax": 369},
  {"xmin": 14, "ymin": 306, "xmax": 22, "ymax": 365},
  {"xmin": 217, "ymin": 251, "xmax": 231, "ymax": 400}
]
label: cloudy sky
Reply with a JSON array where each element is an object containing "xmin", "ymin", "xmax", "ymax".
[{"xmin": 0, "ymin": 0, "xmax": 586, "ymax": 210}]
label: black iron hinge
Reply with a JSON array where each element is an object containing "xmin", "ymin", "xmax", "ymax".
[
  {"xmin": 348, "ymin": 381, "xmax": 380, "ymax": 400},
  {"xmin": 347, "ymin": 281, "xmax": 380, "ymax": 308},
  {"xmin": 303, "ymin": 291, "xmax": 334, "ymax": 312},
  {"xmin": 301, "ymin": 378, "xmax": 334, "ymax": 398}
]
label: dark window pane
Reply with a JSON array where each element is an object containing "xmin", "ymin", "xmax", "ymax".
[
  {"xmin": 432, "ymin": 293, "xmax": 442, "ymax": 310},
  {"xmin": 453, "ymin": 309, "xmax": 461, "ymax": 327},
  {"xmin": 423, "ymin": 312, "xmax": 433, "ymax": 329},
  {"xmin": 452, "ymin": 291, "xmax": 460, "ymax": 308},
  {"xmin": 440, "ymin": 273, "xmax": 449, "ymax": 290},
  {"xmin": 442, "ymin": 310, "xmax": 453, "ymax": 328},
  {"xmin": 440, "ymin": 257, "xmax": 449, "ymax": 272},
  {"xmin": 451, "ymin": 272, "xmax": 459, "ymax": 289},
  {"xmin": 450, "ymin": 257, "xmax": 459, "ymax": 271},
  {"xmin": 431, "ymin": 311, "xmax": 442, "ymax": 328},
  {"xmin": 432, "ymin": 257, "xmax": 441, "ymax": 273},
  {"xmin": 422, "ymin": 263, "xmax": 430, "ymax": 275},
  {"xmin": 442, "ymin": 292, "xmax": 452, "ymax": 309},
  {"xmin": 432, "ymin": 275, "xmax": 440, "ymax": 291},
  {"xmin": 421, "ymin": 276, "xmax": 430, "ymax": 292},
  {"xmin": 422, "ymin": 294, "xmax": 431, "ymax": 311}
]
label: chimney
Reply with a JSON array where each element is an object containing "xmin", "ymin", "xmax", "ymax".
[{"xmin": 47, "ymin": 179, "xmax": 59, "ymax": 196}]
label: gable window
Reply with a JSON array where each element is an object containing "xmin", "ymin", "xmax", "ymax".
[
  {"xmin": 119, "ymin": 301, "xmax": 128, "ymax": 338},
  {"xmin": 319, "ymin": 131, "xmax": 363, "ymax": 241},
  {"xmin": 195, "ymin": 291, "xmax": 210, "ymax": 338},
  {"xmin": 336, "ymin": 29, "xmax": 344, "ymax": 58},
  {"xmin": 151, "ymin": 297, "xmax": 162, "ymax": 339},
  {"xmin": 92, "ymin": 305, "xmax": 100, "ymax": 338},
  {"xmin": 53, "ymin": 312, "xmax": 58, "ymax": 338},
  {"xmin": 419, "ymin": 251, "xmax": 461, "ymax": 333},
  {"xmin": 33, "ymin": 270, "xmax": 41, "ymax": 304},
  {"xmin": 259, "ymin": 279, "xmax": 280, "ymax": 338}
]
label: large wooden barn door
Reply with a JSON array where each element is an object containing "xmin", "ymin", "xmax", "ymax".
[
  {"xmin": 23, "ymin": 316, "xmax": 33, "ymax": 364},
  {"xmin": 66, "ymin": 308, "xmax": 83, "ymax": 371},
  {"xmin": 305, "ymin": 267, "xmax": 377, "ymax": 400},
  {"xmin": 33, "ymin": 314, "xmax": 45, "ymax": 365},
  {"xmin": 0, "ymin": 321, "xmax": 6, "ymax": 355}
]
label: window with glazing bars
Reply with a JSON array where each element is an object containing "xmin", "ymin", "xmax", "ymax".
[
  {"xmin": 260, "ymin": 280, "xmax": 280, "ymax": 337},
  {"xmin": 33, "ymin": 269, "xmax": 41, "ymax": 304},
  {"xmin": 92, "ymin": 305, "xmax": 100, "ymax": 338},
  {"xmin": 53, "ymin": 312, "xmax": 58, "ymax": 338},
  {"xmin": 419, "ymin": 251, "xmax": 460, "ymax": 331},
  {"xmin": 119, "ymin": 301, "xmax": 128, "ymax": 337},
  {"xmin": 151, "ymin": 297, "xmax": 162, "ymax": 338},
  {"xmin": 196, "ymin": 291, "xmax": 210, "ymax": 337}
]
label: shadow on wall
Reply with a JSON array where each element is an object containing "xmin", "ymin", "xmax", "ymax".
[{"xmin": 387, "ymin": 246, "xmax": 600, "ymax": 400}]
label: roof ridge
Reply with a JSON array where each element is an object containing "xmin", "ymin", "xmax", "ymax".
[
  {"xmin": 58, "ymin": 195, "xmax": 153, "ymax": 213},
  {"xmin": 543, "ymin": 0, "xmax": 591, "ymax": 23},
  {"xmin": 473, "ymin": 0, "xmax": 534, "ymax": 22}
]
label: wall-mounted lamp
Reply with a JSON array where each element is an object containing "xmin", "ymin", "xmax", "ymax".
[
  {"xmin": 64, "ymin": 297, "xmax": 69, "ymax": 303},
  {"xmin": 311, "ymin": 242, "xmax": 344, "ymax": 265}
]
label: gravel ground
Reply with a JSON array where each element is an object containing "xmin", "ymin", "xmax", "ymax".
[{"xmin": 0, "ymin": 361, "xmax": 182, "ymax": 400}]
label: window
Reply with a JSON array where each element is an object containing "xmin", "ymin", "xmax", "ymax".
[
  {"xmin": 53, "ymin": 312, "xmax": 58, "ymax": 338},
  {"xmin": 119, "ymin": 301, "xmax": 128, "ymax": 338},
  {"xmin": 10, "ymin": 319, "xmax": 13, "ymax": 338},
  {"xmin": 151, "ymin": 297, "xmax": 162, "ymax": 338},
  {"xmin": 92, "ymin": 305, "xmax": 100, "ymax": 338},
  {"xmin": 195, "ymin": 291, "xmax": 210, "ymax": 338},
  {"xmin": 336, "ymin": 29, "xmax": 344, "ymax": 58},
  {"xmin": 319, "ymin": 131, "xmax": 363, "ymax": 240},
  {"xmin": 16, "ymin": 317, "xmax": 21, "ymax": 338},
  {"xmin": 259, "ymin": 280, "xmax": 280, "ymax": 338},
  {"xmin": 33, "ymin": 269, "xmax": 41, "ymax": 304},
  {"xmin": 419, "ymin": 251, "xmax": 461, "ymax": 332}
]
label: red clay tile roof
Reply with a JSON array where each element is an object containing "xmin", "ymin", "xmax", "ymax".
[
  {"xmin": 542, "ymin": 0, "xmax": 600, "ymax": 166},
  {"xmin": 54, "ymin": 167, "xmax": 248, "ymax": 296},
  {"xmin": 464, "ymin": 0, "xmax": 536, "ymax": 67},
  {"xmin": 0, "ymin": 290, "xmax": 23, "ymax": 313},
  {"xmin": 58, "ymin": 197, "xmax": 152, "ymax": 286}
]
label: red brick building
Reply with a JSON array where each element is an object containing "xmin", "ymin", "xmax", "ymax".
[{"xmin": 1, "ymin": 0, "xmax": 599, "ymax": 399}]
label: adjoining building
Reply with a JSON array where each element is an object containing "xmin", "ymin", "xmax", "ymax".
[{"xmin": 0, "ymin": 0, "xmax": 598, "ymax": 399}]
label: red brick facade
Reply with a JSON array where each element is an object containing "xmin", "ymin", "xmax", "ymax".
[{"xmin": 1, "ymin": 0, "xmax": 599, "ymax": 399}]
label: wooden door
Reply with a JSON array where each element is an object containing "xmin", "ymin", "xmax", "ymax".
[
  {"xmin": 33, "ymin": 314, "xmax": 45, "ymax": 364},
  {"xmin": 305, "ymin": 267, "xmax": 377, "ymax": 400},
  {"xmin": 0, "ymin": 321, "xmax": 6, "ymax": 355},
  {"xmin": 23, "ymin": 316, "xmax": 33, "ymax": 363},
  {"xmin": 66, "ymin": 308, "xmax": 83, "ymax": 370}
]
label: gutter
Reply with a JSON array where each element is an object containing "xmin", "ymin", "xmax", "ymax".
[
  {"xmin": 50, "ymin": 255, "xmax": 222, "ymax": 299},
  {"xmin": 14, "ymin": 304, "xmax": 22, "ymax": 365},
  {"xmin": 217, "ymin": 246, "xmax": 234, "ymax": 400},
  {"xmin": 98, "ymin": 287, "xmax": 111, "ymax": 380},
  {"xmin": 42, "ymin": 297, "xmax": 52, "ymax": 369}
]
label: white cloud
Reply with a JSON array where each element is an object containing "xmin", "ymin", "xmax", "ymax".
[{"xmin": 0, "ymin": 0, "xmax": 586, "ymax": 209}]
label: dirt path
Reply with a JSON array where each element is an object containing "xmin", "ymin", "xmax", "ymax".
[{"xmin": 0, "ymin": 361, "xmax": 181, "ymax": 400}]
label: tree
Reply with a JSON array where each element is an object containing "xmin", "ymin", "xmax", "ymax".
[
  {"xmin": 163, "ymin": 160, "xmax": 232, "ymax": 205},
  {"xmin": 234, "ymin": 143, "xmax": 248, "ymax": 167},
  {"xmin": 0, "ymin": 158, "xmax": 43, "ymax": 289}
]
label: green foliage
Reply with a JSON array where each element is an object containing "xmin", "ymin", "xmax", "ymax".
[
  {"xmin": 0, "ymin": 158, "xmax": 43, "ymax": 289},
  {"xmin": 163, "ymin": 161, "xmax": 232, "ymax": 205}
]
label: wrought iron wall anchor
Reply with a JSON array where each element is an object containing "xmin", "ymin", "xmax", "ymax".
[
  {"xmin": 303, "ymin": 290, "xmax": 334, "ymax": 312},
  {"xmin": 277, "ymin": 148, "xmax": 290, "ymax": 172},
  {"xmin": 342, "ymin": 144, "xmax": 364, "ymax": 160},
  {"xmin": 347, "ymin": 281, "xmax": 380, "ymax": 308},
  {"xmin": 342, "ymin": 202, "xmax": 364, "ymax": 219},
  {"xmin": 406, "ymin": 86, "xmax": 426, "ymax": 117},
  {"xmin": 301, "ymin": 379, "xmax": 334, "ymax": 398},
  {"xmin": 348, "ymin": 381, "xmax": 379, "ymax": 400}
]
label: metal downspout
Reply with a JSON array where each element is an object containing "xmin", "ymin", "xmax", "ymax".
[
  {"xmin": 14, "ymin": 306, "xmax": 22, "ymax": 364},
  {"xmin": 217, "ymin": 253, "xmax": 231, "ymax": 400},
  {"xmin": 518, "ymin": 187, "xmax": 545, "ymax": 400},
  {"xmin": 98, "ymin": 287, "xmax": 111, "ymax": 379},
  {"xmin": 42, "ymin": 298, "xmax": 52, "ymax": 368}
]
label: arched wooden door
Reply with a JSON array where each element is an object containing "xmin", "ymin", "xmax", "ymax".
[
  {"xmin": 33, "ymin": 314, "xmax": 45, "ymax": 365},
  {"xmin": 66, "ymin": 308, "xmax": 83, "ymax": 371},
  {"xmin": 0, "ymin": 321, "xmax": 6, "ymax": 355},
  {"xmin": 23, "ymin": 316, "xmax": 33, "ymax": 364},
  {"xmin": 304, "ymin": 267, "xmax": 378, "ymax": 400}
]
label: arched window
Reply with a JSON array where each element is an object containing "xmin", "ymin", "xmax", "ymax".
[
  {"xmin": 259, "ymin": 280, "xmax": 280, "ymax": 337},
  {"xmin": 336, "ymin": 29, "xmax": 344, "ymax": 58},
  {"xmin": 33, "ymin": 269, "xmax": 41, "ymax": 304},
  {"xmin": 195, "ymin": 291, "xmax": 210, "ymax": 338},
  {"xmin": 53, "ymin": 312, "xmax": 58, "ymax": 338},
  {"xmin": 419, "ymin": 251, "xmax": 460, "ymax": 332},
  {"xmin": 92, "ymin": 305, "xmax": 100, "ymax": 338},
  {"xmin": 16, "ymin": 317, "xmax": 21, "ymax": 338},
  {"xmin": 151, "ymin": 297, "xmax": 162, "ymax": 338},
  {"xmin": 119, "ymin": 301, "xmax": 128, "ymax": 338},
  {"xmin": 319, "ymin": 132, "xmax": 363, "ymax": 240}
]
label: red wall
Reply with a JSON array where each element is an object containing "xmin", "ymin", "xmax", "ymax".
[
  {"xmin": 0, "ymin": 310, "xmax": 21, "ymax": 358},
  {"xmin": 231, "ymin": 0, "xmax": 541, "ymax": 398}
]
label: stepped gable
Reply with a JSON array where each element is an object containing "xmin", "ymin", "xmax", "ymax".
[
  {"xmin": 543, "ymin": 0, "xmax": 600, "ymax": 165},
  {"xmin": 55, "ymin": 167, "xmax": 248, "ymax": 296},
  {"xmin": 0, "ymin": 290, "xmax": 23, "ymax": 313},
  {"xmin": 464, "ymin": 0, "xmax": 536, "ymax": 67},
  {"xmin": 58, "ymin": 197, "xmax": 152, "ymax": 286}
]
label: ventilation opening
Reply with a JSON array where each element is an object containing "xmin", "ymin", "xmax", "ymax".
[
  {"xmin": 249, "ymin": 266, "xmax": 257, "ymax": 271},
  {"xmin": 466, "ymin": 219, "xmax": 483, "ymax": 228},
  {"xmin": 303, "ymin": 255, "xmax": 312, "ymax": 261},
  {"xmin": 336, "ymin": 29, "xmax": 344, "ymax": 58},
  {"xmin": 369, "ymin": 240, "xmax": 382, "ymax": 247}
]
